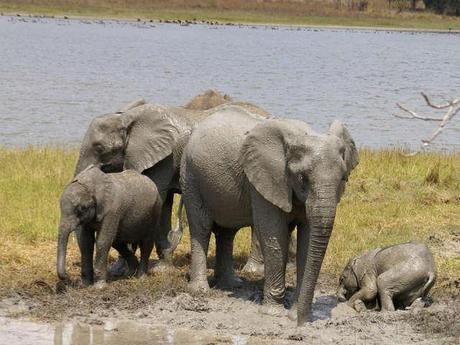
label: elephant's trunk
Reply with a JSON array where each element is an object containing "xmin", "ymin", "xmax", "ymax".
[
  {"xmin": 337, "ymin": 285, "xmax": 347, "ymax": 302},
  {"xmin": 74, "ymin": 135, "xmax": 97, "ymax": 176},
  {"xmin": 297, "ymin": 192, "xmax": 337, "ymax": 325},
  {"xmin": 57, "ymin": 222, "xmax": 74, "ymax": 280}
]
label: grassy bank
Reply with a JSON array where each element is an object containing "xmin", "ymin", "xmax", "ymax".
[
  {"xmin": 1, "ymin": 1, "xmax": 460, "ymax": 30},
  {"xmin": 0, "ymin": 147, "xmax": 459, "ymax": 302}
]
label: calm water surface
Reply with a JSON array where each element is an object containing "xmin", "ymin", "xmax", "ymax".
[{"xmin": 0, "ymin": 16, "xmax": 459, "ymax": 150}]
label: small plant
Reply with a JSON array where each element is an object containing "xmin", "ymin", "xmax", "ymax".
[{"xmin": 425, "ymin": 162, "xmax": 440, "ymax": 185}]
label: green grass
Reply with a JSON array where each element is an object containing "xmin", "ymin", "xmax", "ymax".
[
  {"xmin": 1, "ymin": 1, "xmax": 460, "ymax": 30},
  {"xmin": 0, "ymin": 147, "xmax": 459, "ymax": 299}
]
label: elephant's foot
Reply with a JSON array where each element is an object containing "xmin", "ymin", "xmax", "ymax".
[
  {"xmin": 188, "ymin": 279, "xmax": 210, "ymax": 293},
  {"xmin": 241, "ymin": 259, "xmax": 264, "ymax": 276},
  {"xmin": 151, "ymin": 259, "xmax": 175, "ymax": 273},
  {"xmin": 288, "ymin": 303, "xmax": 297, "ymax": 321},
  {"xmin": 288, "ymin": 306, "xmax": 313, "ymax": 324},
  {"xmin": 352, "ymin": 299, "xmax": 367, "ymax": 313},
  {"xmin": 110, "ymin": 256, "xmax": 129, "ymax": 277},
  {"xmin": 80, "ymin": 277, "xmax": 93, "ymax": 287},
  {"xmin": 93, "ymin": 280, "xmax": 107, "ymax": 290},
  {"xmin": 405, "ymin": 297, "xmax": 425, "ymax": 310},
  {"xmin": 259, "ymin": 303, "xmax": 288, "ymax": 318},
  {"xmin": 126, "ymin": 261, "xmax": 139, "ymax": 277},
  {"xmin": 214, "ymin": 274, "xmax": 243, "ymax": 290},
  {"xmin": 56, "ymin": 280, "xmax": 67, "ymax": 294}
]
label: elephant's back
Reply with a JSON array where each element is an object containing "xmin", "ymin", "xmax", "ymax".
[
  {"xmin": 375, "ymin": 241, "xmax": 436, "ymax": 274},
  {"xmin": 114, "ymin": 171, "xmax": 161, "ymax": 211}
]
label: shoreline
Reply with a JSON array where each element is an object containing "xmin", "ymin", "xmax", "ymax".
[{"xmin": 1, "ymin": 8, "xmax": 460, "ymax": 34}]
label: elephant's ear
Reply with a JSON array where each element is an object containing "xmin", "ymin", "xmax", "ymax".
[
  {"xmin": 92, "ymin": 169, "xmax": 112, "ymax": 222},
  {"xmin": 329, "ymin": 120, "xmax": 359, "ymax": 175},
  {"xmin": 122, "ymin": 105, "xmax": 180, "ymax": 172},
  {"xmin": 74, "ymin": 166, "xmax": 112, "ymax": 222},
  {"xmin": 118, "ymin": 98, "xmax": 146, "ymax": 113},
  {"xmin": 241, "ymin": 120, "xmax": 294, "ymax": 213}
]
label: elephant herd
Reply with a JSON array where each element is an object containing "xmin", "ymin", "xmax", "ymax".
[{"xmin": 56, "ymin": 89, "xmax": 361, "ymax": 326}]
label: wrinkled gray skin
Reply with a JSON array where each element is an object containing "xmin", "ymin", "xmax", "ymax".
[
  {"xmin": 74, "ymin": 90, "xmax": 261, "ymax": 274},
  {"xmin": 57, "ymin": 166, "xmax": 162, "ymax": 287},
  {"xmin": 337, "ymin": 241, "xmax": 437, "ymax": 312},
  {"xmin": 180, "ymin": 107, "xmax": 358, "ymax": 325}
]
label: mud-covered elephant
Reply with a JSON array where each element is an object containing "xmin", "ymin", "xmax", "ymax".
[
  {"xmin": 74, "ymin": 90, "xmax": 270, "ymax": 273},
  {"xmin": 337, "ymin": 241, "xmax": 437, "ymax": 312},
  {"xmin": 180, "ymin": 106, "xmax": 358, "ymax": 325},
  {"xmin": 57, "ymin": 166, "xmax": 162, "ymax": 287}
]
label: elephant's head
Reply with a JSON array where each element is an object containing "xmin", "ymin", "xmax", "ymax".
[
  {"xmin": 57, "ymin": 166, "xmax": 110, "ymax": 280},
  {"xmin": 74, "ymin": 104, "xmax": 181, "ymax": 176},
  {"xmin": 241, "ymin": 119, "xmax": 359, "ymax": 325},
  {"xmin": 183, "ymin": 89, "xmax": 232, "ymax": 110},
  {"xmin": 337, "ymin": 259, "xmax": 360, "ymax": 302}
]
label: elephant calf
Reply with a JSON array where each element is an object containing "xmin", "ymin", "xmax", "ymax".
[
  {"xmin": 57, "ymin": 165, "xmax": 162, "ymax": 287},
  {"xmin": 337, "ymin": 241, "xmax": 437, "ymax": 312}
]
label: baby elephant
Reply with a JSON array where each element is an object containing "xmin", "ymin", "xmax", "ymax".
[
  {"xmin": 337, "ymin": 241, "xmax": 436, "ymax": 312},
  {"xmin": 57, "ymin": 165, "xmax": 162, "ymax": 288}
]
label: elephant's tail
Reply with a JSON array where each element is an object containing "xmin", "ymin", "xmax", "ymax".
[{"xmin": 422, "ymin": 271, "xmax": 437, "ymax": 298}]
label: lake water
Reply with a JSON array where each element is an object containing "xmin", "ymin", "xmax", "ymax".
[{"xmin": 0, "ymin": 16, "xmax": 459, "ymax": 150}]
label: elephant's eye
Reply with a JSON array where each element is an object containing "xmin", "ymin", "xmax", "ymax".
[
  {"xmin": 93, "ymin": 142, "xmax": 104, "ymax": 153},
  {"xmin": 299, "ymin": 173, "xmax": 308, "ymax": 184}
]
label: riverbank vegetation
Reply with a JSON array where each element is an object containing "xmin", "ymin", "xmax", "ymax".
[
  {"xmin": 0, "ymin": 147, "xmax": 459, "ymax": 303},
  {"xmin": 1, "ymin": 0, "xmax": 460, "ymax": 30}
]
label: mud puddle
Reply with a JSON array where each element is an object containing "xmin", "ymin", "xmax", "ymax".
[{"xmin": 0, "ymin": 318, "xmax": 251, "ymax": 345}]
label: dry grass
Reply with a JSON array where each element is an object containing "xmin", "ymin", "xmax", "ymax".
[
  {"xmin": 0, "ymin": 147, "xmax": 459, "ymax": 305},
  {"xmin": 1, "ymin": 0, "xmax": 460, "ymax": 30}
]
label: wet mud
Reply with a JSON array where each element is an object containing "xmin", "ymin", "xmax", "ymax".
[{"xmin": 1, "ymin": 274, "xmax": 458, "ymax": 345}]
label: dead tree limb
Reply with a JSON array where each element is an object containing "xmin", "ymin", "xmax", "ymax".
[{"xmin": 394, "ymin": 92, "xmax": 460, "ymax": 149}]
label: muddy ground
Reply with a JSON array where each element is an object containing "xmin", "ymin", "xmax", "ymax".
[{"xmin": 0, "ymin": 265, "xmax": 459, "ymax": 345}]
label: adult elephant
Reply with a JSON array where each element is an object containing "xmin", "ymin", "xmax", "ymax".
[
  {"xmin": 180, "ymin": 107, "xmax": 358, "ymax": 325},
  {"xmin": 73, "ymin": 90, "xmax": 270, "ymax": 274}
]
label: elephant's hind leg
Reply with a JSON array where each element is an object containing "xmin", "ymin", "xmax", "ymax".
[
  {"xmin": 112, "ymin": 241, "xmax": 139, "ymax": 277},
  {"xmin": 153, "ymin": 191, "xmax": 175, "ymax": 272},
  {"xmin": 377, "ymin": 260, "xmax": 420, "ymax": 311},
  {"xmin": 138, "ymin": 238, "xmax": 155, "ymax": 277},
  {"xmin": 183, "ymin": 191, "xmax": 213, "ymax": 292},
  {"xmin": 214, "ymin": 226, "xmax": 242, "ymax": 289},
  {"xmin": 241, "ymin": 228, "xmax": 265, "ymax": 276}
]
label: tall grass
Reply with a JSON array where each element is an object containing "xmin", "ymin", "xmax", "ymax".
[
  {"xmin": 0, "ymin": 147, "xmax": 459, "ymax": 296},
  {"xmin": 1, "ymin": 0, "xmax": 460, "ymax": 30}
]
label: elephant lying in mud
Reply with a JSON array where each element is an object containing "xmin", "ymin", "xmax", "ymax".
[
  {"xmin": 57, "ymin": 166, "xmax": 162, "ymax": 287},
  {"xmin": 74, "ymin": 89, "xmax": 271, "ymax": 275},
  {"xmin": 337, "ymin": 241, "xmax": 437, "ymax": 312},
  {"xmin": 180, "ymin": 106, "xmax": 358, "ymax": 325}
]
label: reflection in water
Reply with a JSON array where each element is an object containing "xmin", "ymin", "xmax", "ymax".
[
  {"xmin": 0, "ymin": 317, "xmax": 247, "ymax": 345},
  {"xmin": 53, "ymin": 320, "xmax": 246, "ymax": 345}
]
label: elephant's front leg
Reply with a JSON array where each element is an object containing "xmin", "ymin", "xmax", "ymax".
[
  {"xmin": 153, "ymin": 192, "xmax": 174, "ymax": 272},
  {"xmin": 76, "ymin": 228, "xmax": 95, "ymax": 286},
  {"xmin": 347, "ymin": 275, "xmax": 378, "ymax": 312},
  {"xmin": 251, "ymin": 188, "xmax": 289, "ymax": 316},
  {"xmin": 93, "ymin": 220, "xmax": 118, "ymax": 288}
]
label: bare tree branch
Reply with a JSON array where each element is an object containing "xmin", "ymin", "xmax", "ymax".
[
  {"xmin": 394, "ymin": 92, "xmax": 459, "ymax": 150},
  {"xmin": 421, "ymin": 92, "xmax": 460, "ymax": 110},
  {"xmin": 395, "ymin": 103, "xmax": 443, "ymax": 121}
]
